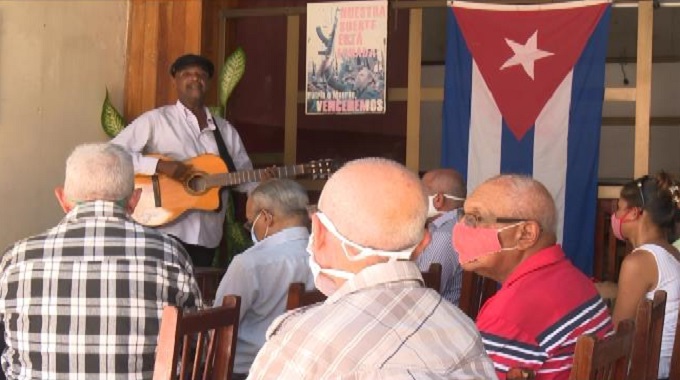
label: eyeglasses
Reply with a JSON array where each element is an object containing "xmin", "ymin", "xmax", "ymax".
[{"xmin": 455, "ymin": 208, "xmax": 528, "ymax": 228}]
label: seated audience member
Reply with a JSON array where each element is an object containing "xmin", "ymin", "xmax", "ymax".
[
  {"xmin": 213, "ymin": 178, "xmax": 314, "ymax": 379},
  {"xmin": 248, "ymin": 158, "xmax": 496, "ymax": 379},
  {"xmin": 611, "ymin": 172, "xmax": 680, "ymax": 379},
  {"xmin": 0, "ymin": 143, "xmax": 202, "ymax": 379},
  {"xmin": 417, "ymin": 168, "xmax": 466, "ymax": 304},
  {"xmin": 453, "ymin": 174, "xmax": 613, "ymax": 379}
]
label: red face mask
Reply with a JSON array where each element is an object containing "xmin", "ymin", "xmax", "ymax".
[
  {"xmin": 610, "ymin": 209, "xmax": 636, "ymax": 241},
  {"xmin": 452, "ymin": 221, "xmax": 524, "ymax": 264}
]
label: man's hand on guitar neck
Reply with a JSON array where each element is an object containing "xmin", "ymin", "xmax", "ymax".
[
  {"xmin": 156, "ymin": 160, "xmax": 193, "ymax": 182},
  {"xmin": 261, "ymin": 166, "xmax": 278, "ymax": 181}
]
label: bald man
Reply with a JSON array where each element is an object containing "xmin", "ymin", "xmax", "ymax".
[
  {"xmin": 248, "ymin": 158, "xmax": 495, "ymax": 379},
  {"xmin": 417, "ymin": 168, "xmax": 466, "ymax": 304},
  {"xmin": 453, "ymin": 175, "xmax": 613, "ymax": 379}
]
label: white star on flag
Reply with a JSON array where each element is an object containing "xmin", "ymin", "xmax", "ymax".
[{"xmin": 500, "ymin": 30, "xmax": 554, "ymax": 80}]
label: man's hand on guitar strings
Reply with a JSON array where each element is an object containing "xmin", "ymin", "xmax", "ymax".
[
  {"xmin": 156, "ymin": 160, "xmax": 193, "ymax": 182},
  {"xmin": 261, "ymin": 166, "xmax": 278, "ymax": 181}
]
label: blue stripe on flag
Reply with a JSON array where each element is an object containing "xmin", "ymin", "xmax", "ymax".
[
  {"xmin": 562, "ymin": 6, "xmax": 611, "ymax": 275},
  {"xmin": 500, "ymin": 121, "xmax": 534, "ymax": 176},
  {"xmin": 442, "ymin": 9, "xmax": 472, "ymax": 179}
]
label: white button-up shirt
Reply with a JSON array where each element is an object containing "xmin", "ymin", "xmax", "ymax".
[{"xmin": 111, "ymin": 100, "xmax": 255, "ymax": 248}]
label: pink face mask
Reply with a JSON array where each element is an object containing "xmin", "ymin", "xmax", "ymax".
[
  {"xmin": 452, "ymin": 221, "xmax": 523, "ymax": 264},
  {"xmin": 610, "ymin": 209, "xmax": 635, "ymax": 241}
]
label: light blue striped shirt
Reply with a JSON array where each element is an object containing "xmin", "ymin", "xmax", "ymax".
[{"xmin": 416, "ymin": 209, "xmax": 463, "ymax": 305}]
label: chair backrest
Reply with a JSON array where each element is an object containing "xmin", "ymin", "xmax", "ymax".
[
  {"xmin": 193, "ymin": 267, "xmax": 227, "ymax": 305},
  {"xmin": 421, "ymin": 263, "xmax": 442, "ymax": 293},
  {"xmin": 286, "ymin": 283, "xmax": 326, "ymax": 311},
  {"xmin": 569, "ymin": 319, "xmax": 635, "ymax": 380},
  {"xmin": 459, "ymin": 271, "xmax": 498, "ymax": 320},
  {"xmin": 669, "ymin": 303, "xmax": 680, "ymax": 380},
  {"xmin": 153, "ymin": 295, "xmax": 241, "ymax": 380},
  {"xmin": 629, "ymin": 290, "xmax": 667, "ymax": 380}
]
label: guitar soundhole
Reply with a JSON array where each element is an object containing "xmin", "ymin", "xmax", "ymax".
[{"xmin": 186, "ymin": 174, "xmax": 208, "ymax": 195}]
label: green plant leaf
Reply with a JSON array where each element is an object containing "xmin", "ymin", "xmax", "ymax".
[
  {"xmin": 218, "ymin": 47, "xmax": 246, "ymax": 108},
  {"xmin": 208, "ymin": 105, "xmax": 224, "ymax": 119},
  {"xmin": 101, "ymin": 89, "xmax": 126, "ymax": 138}
]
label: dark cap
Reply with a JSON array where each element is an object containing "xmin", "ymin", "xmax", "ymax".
[{"xmin": 170, "ymin": 54, "xmax": 215, "ymax": 78}]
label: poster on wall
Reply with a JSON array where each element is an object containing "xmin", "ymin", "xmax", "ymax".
[{"xmin": 305, "ymin": 0, "xmax": 387, "ymax": 115}]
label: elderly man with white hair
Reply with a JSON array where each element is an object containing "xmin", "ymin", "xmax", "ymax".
[
  {"xmin": 0, "ymin": 143, "xmax": 202, "ymax": 380},
  {"xmin": 213, "ymin": 178, "xmax": 314, "ymax": 379},
  {"xmin": 247, "ymin": 158, "xmax": 495, "ymax": 379},
  {"xmin": 453, "ymin": 174, "xmax": 613, "ymax": 379}
]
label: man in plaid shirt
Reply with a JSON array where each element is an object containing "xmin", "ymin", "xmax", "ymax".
[
  {"xmin": 248, "ymin": 158, "xmax": 495, "ymax": 379},
  {"xmin": 0, "ymin": 143, "xmax": 203, "ymax": 379}
]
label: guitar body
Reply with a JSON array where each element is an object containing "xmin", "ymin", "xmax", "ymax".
[{"xmin": 132, "ymin": 154, "xmax": 227, "ymax": 227}]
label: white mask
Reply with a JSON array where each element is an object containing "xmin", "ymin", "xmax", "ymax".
[
  {"xmin": 306, "ymin": 211, "xmax": 418, "ymax": 295},
  {"xmin": 427, "ymin": 194, "xmax": 466, "ymax": 218},
  {"xmin": 250, "ymin": 211, "xmax": 268, "ymax": 244}
]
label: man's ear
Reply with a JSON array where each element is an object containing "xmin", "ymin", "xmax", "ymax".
[
  {"xmin": 433, "ymin": 193, "xmax": 446, "ymax": 210},
  {"xmin": 310, "ymin": 214, "xmax": 326, "ymax": 252},
  {"xmin": 126, "ymin": 188, "xmax": 142, "ymax": 214},
  {"xmin": 54, "ymin": 187, "xmax": 72, "ymax": 213},
  {"xmin": 517, "ymin": 221, "xmax": 541, "ymax": 249}
]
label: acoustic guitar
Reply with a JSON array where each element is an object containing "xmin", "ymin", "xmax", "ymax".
[{"xmin": 132, "ymin": 154, "xmax": 335, "ymax": 227}]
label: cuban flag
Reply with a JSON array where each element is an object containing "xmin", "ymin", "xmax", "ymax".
[{"xmin": 443, "ymin": 0, "xmax": 611, "ymax": 275}]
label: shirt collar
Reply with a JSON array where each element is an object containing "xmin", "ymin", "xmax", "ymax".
[
  {"xmin": 175, "ymin": 100, "xmax": 216, "ymax": 131},
  {"xmin": 62, "ymin": 200, "xmax": 129, "ymax": 223},
  {"xmin": 430, "ymin": 208, "xmax": 458, "ymax": 229},
  {"xmin": 327, "ymin": 260, "xmax": 424, "ymax": 303},
  {"xmin": 503, "ymin": 244, "xmax": 566, "ymax": 288},
  {"xmin": 252, "ymin": 226, "xmax": 309, "ymax": 251}
]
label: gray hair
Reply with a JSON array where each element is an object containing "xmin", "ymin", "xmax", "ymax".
[
  {"xmin": 63, "ymin": 143, "xmax": 134, "ymax": 202},
  {"xmin": 250, "ymin": 178, "xmax": 309, "ymax": 219},
  {"xmin": 319, "ymin": 157, "xmax": 427, "ymax": 251},
  {"xmin": 489, "ymin": 174, "xmax": 557, "ymax": 234}
]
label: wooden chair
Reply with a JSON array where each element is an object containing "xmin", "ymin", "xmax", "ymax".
[
  {"xmin": 569, "ymin": 319, "xmax": 635, "ymax": 380},
  {"xmin": 421, "ymin": 262, "xmax": 442, "ymax": 293},
  {"xmin": 459, "ymin": 271, "xmax": 498, "ymax": 320},
  {"xmin": 286, "ymin": 283, "xmax": 326, "ymax": 311},
  {"xmin": 629, "ymin": 290, "xmax": 667, "ymax": 380},
  {"xmin": 194, "ymin": 267, "xmax": 227, "ymax": 305},
  {"xmin": 153, "ymin": 295, "xmax": 241, "ymax": 380},
  {"xmin": 507, "ymin": 368, "xmax": 536, "ymax": 380},
  {"xmin": 668, "ymin": 303, "xmax": 680, "ymax": 380}
]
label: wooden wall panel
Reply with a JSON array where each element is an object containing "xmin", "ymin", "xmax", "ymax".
[{"xmin": 124, "ymin": 0, "xmax": 204, "ymax": 121}]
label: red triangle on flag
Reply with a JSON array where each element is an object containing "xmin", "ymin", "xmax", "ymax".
[{"xmin": 452, "ymin": 1, "xmax": 609, "ymax": 140}]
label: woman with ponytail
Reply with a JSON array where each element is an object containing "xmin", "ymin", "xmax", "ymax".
[{"xmin": 611, "ymin": 172, "xmax": 680, "ymax": 379}]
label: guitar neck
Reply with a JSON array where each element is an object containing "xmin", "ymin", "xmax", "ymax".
[{"xmin": 211, "ymin": 164, "xmax": 307, "ymax": 187}]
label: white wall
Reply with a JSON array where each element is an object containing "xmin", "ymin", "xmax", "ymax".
[
  {"xmin": 0, "ymin": 1, "xmax": 128, "ymax": 250},
  {"xmin": 420, "ymin": 63, "xmax": 680, "ymax": 178}
]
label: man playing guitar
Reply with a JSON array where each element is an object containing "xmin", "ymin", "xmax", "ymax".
[{"xmin": 112, "ymin": 54, "xmax": 274, "ymax": 267}]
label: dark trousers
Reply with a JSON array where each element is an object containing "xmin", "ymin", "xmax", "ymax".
[{"xmin": 172, "ymin": 237, "xmax": 216, "ymax": 267}]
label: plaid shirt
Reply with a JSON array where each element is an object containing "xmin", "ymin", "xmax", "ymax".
[
  {"xmin": 0, "ymin": 201, "xmax": 203, "ymax": 380},
  {"xmin": 248, "ymin": 261, "xmax": 497, "ymax": 379}
]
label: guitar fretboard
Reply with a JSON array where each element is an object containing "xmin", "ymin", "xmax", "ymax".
[{"xmin": 206, "ymin": 164, "xmax": 307, "ymax": 188}]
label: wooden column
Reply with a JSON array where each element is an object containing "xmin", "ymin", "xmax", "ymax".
[
  {"xmin": 634, "ymin": 0, "xmax": 654, "ymax": 178},
  {"xmin": 125, "ymin": 0, "xmax": 204, "ymax": 121},
  {"xmin": 284, "ymin": 15, "xmax": 300, "ymax": 165},
  {"xmin": 405, "ymin": 7, "xmax": 423, "ymax": 172}
]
